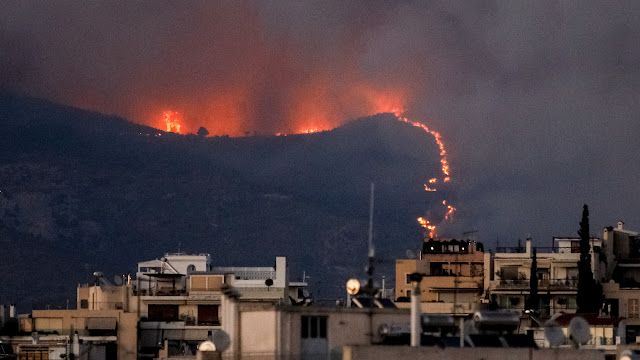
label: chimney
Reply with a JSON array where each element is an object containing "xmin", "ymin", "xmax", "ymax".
[
  {"xmin": 224, "ymin": 274, "xmax": 235, "ymax": 286},
  {"xmin": 618, "ymin": 221, "xmax": 624, "ymax": 230},
  {"xmin": 9, "ymin": 304, "xmax": 16, "ymax": 318},
  {"xmin": 526, "ymin": 238, "xmax": 532, "ymax": 256}
]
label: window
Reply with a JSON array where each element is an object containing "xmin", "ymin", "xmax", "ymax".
[
  {"xmin": 198, "ymin": 305, "xmax": 220, "ymax": 326},
  {"xmin": 571, "ymin": 241, "xmax": 580, "ymax": 253},
  {"xmin": 80, "ymin": 299, "xmax": 89, "ymax": 309},
  {"xmin": 629, "ymin": 299, "xmax": 639, "ymax": 319},
  {"xmin": 148, "ymin": 305, "xmax": 179, "ymax": 321},
  {"xmin": 301, "ymin": 316, "xmax": 327, "ymax": 339},
  {"xmin": 501, "ymin": 266, "xmax": 519, "ymax": 280},
  {"xmin": 406, "ymin": 274, "xmax": 411, "ymax": 284}
]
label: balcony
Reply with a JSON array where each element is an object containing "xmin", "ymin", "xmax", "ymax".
[
  {"xmin": 424, "ymin": 276, "xmax": 483, "ymax": 291},
  {"xmin": 495, "ymin": 278, "xmax": 578, "ymax": 291},
  {"xmin": 133, "ymin": 288, "xmax": 188, "ymax": 296}
]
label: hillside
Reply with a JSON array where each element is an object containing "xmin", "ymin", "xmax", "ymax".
[{"xmin": 0, "ymin": 93, "xmax": 445, "ymax": 309}]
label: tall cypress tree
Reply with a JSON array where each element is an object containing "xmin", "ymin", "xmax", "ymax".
[
  {"xmin": 577, "ymin": 204, "xmax": 599, "ymax": 313},
  {"xmin": 527, "ymin": 247, "xmax": 539, "ymax": 311}
]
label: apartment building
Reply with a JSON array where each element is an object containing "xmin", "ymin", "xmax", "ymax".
[
  {"xmin": 486, "ymin": 237, "xmax": 601, "ymax": 317},
  {"xmin": 395, "ymin": 237, "xmax": 485, "ymax": 315},
  {"xmin": 601, "ymin": 222, "xmax": 640, "ymax": 342},
  {"xmin": 4, "ymin": 253, "xmax": 304, "ymax": 360}
]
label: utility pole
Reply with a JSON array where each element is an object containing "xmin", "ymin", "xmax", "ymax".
[{"xmin": 409, "ymin": 273, "xmax": 424, "ymax": 347}]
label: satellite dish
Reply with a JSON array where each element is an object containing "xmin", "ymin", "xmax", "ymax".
[
  {"xmin": 211, "ymin": 330, "xmax": 230, "ymax": 352},
  {"xmin": 346, "ymin": 279, "xmax": 360, "ymax": 295},
  {"xmin": 113, "ymin": 276, "xmax": 123, "ymax": 286},
  {"xmin": 569, "ymin": 317, "xmax": 591, "ymax": 345},
  {"xmin": 198, "ymin": 340, "xmax": 216, "ymax": 352},
  {"xmin": 544, "ymin": 321, "xmax": 565, "ymax": 347},
  {"xmin": 265, "ymin": 279, "xmax": 274, "ymax": 287}
]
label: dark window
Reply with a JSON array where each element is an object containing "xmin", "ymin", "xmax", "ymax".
[
  {"xmin": 148, "ymin": 305, "xmax": 179, "ymax": 321},
  {"xmin": 198, "ymin": 305, "xmax": 220, "ymax": 326},
  {"xmin": 80, "ymin": 299, "xmax": 89, "ymax": 309},
  {"xmin": 319, "ymin": 317, "xmax": 327, "ymax": 338},
  {"xmin": 301, "ymin": 317, "xmax": 309, "ymax": 338},
  {"xmin": 501, "ymin": 266, "xmax": 519, "ymax": 280},
  {"xmin": 301, "ymin": 316, "xmax": 328, "ymax": 339},
  {"xmin": 571, "ymin": 241, "xmax": 580, "ymax": 253},
  {"xmin": 406, "ymin": 274, "xmax": 411, "ymax": 284},
  {"xmin": 310, "ymin": 317, "xmax": 318, "ymax": 338}
]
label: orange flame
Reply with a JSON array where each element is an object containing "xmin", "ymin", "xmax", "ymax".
[
  {"xmin": 300, "ymin": 128, "xmax": 321, "ymax": 134},
  {"xmin": 163, "ymin": 110, "xmax": 182, "ymax": 133},
  {"xmin": 445, "ymin": 204, "xmax": 456, "ymax": 220},
  {"xmin": 390, "ymin": 110, "xmax": 457, "ymax": 237},
  {"xmin": 417, "ymin": 217, "xmax": 437, "ymax": 238}
]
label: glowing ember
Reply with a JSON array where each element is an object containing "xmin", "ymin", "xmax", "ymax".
[
  {"xmin": 390, "ymin": 109, "xmax": 456, "ymax": 238},
  {"xmin": 163, "ymin": 110, "xmax": 182, "ymax": 133},
  {"xmin": 445, "ymin": 204, "xmax": 456, "ymax": 220},
  {"xmin": 300, "ymin": 128, "xmax": 321, "ymax": 134},
  {"xmin": 417, "ymin": 217, "xmax": 437, "ymax": 238}
]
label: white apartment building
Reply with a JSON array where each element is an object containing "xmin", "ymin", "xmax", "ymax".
[{"xmin": 486, "ymin": 237, "xmax": 601, "ymax": 317}]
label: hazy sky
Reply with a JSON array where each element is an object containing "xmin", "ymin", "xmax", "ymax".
[{"xmin": 2, "ymin": 0, "xmax": 640, "ymax": 246}]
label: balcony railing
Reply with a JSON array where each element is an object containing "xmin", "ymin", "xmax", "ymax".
[
  {"xmin": 496, "ymin": 278, "xmax": 578, "ymax": 290},
  {"xmin": 133, "ymin": 288, "xmax": 188, "ymax": 296},
  {"xmin": 496, "ymin": 246, "xmax": 580, "ymax": 254}
]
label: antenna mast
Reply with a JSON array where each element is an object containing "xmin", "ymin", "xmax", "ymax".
[{"xmin": 367, "ymin": 182, "xmax": 375, "ymax": 289}]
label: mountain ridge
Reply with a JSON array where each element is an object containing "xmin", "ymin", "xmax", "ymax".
[{"xmin": 0, "ymin": 93, "xmax": 444, "ymax": 310}]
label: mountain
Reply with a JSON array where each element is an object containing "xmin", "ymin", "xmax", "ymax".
[{"xmin": 0, "ymin": 93, "xmax": 445, "ymax": 310}]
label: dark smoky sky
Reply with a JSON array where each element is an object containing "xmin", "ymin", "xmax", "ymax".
[{"xmin": 2, "ymin": 1, "xmax": 640, "ymax": 247}]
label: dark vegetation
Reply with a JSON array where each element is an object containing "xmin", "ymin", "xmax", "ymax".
[
  {"xmin": 576, "ymin": 204, "xmax": 603, "ymax": 313},
  {"xmin": 0, "ymin": 92, "xmax": 446, "ymax": 310}
]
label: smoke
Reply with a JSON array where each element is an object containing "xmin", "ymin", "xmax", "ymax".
[
  {"xmin": 0, "ymin": 0, "xmax": 408, "ymax": 135},
  {"xmin": 3, "ymin": 0, "xmax": 640, "ymax": 243}
]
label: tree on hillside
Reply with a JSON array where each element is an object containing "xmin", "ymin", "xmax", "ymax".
[
  {"xmin": 197, "ymin": 126, "xmax": 209, "ymax": 137},
  {"xmin": 577, "ymin": 204, "xmax": 602, "ymax": 313},
  {"xmin": 527, "ymin": 247, "xmax": 538, "ymax": 312}
]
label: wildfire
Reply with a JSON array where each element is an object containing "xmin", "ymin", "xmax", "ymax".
[
  {"xmin": 390, "ymin": 109, "xmax": 456, "ymax": 239},
  {"xmin": 300, "ymin": 128, "xmax": 321, "ymax": 134},
  {"xmin": 163, "ymin": 110, "xmax": 182, "ymax": 133},
  {"xmin": 417, "ymin": 217, "xmax": 437, "ymax": 238},
  {"xmin": 445, "ymin": 204, "xmax": 456, "ymax": 220}
]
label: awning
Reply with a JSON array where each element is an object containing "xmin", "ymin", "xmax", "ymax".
[{"xmin": 87, "ymin": 317, "xmax": 117, "ymax": 330}]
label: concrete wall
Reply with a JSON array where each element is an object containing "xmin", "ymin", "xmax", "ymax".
[
  {"xmin": 343, "ymin": 345, "xmax": 605, "ymax": 360},
  {"xmin": 277, "ymin": 307, "xmax": 410, "ymax": 360},
  {"xmin": 240, "ymin": 311, "xmax": 277, "ymax": 359},
  {"xmin": 395, "ymin": 259, "xmax": 428, "ymax": 299}
]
